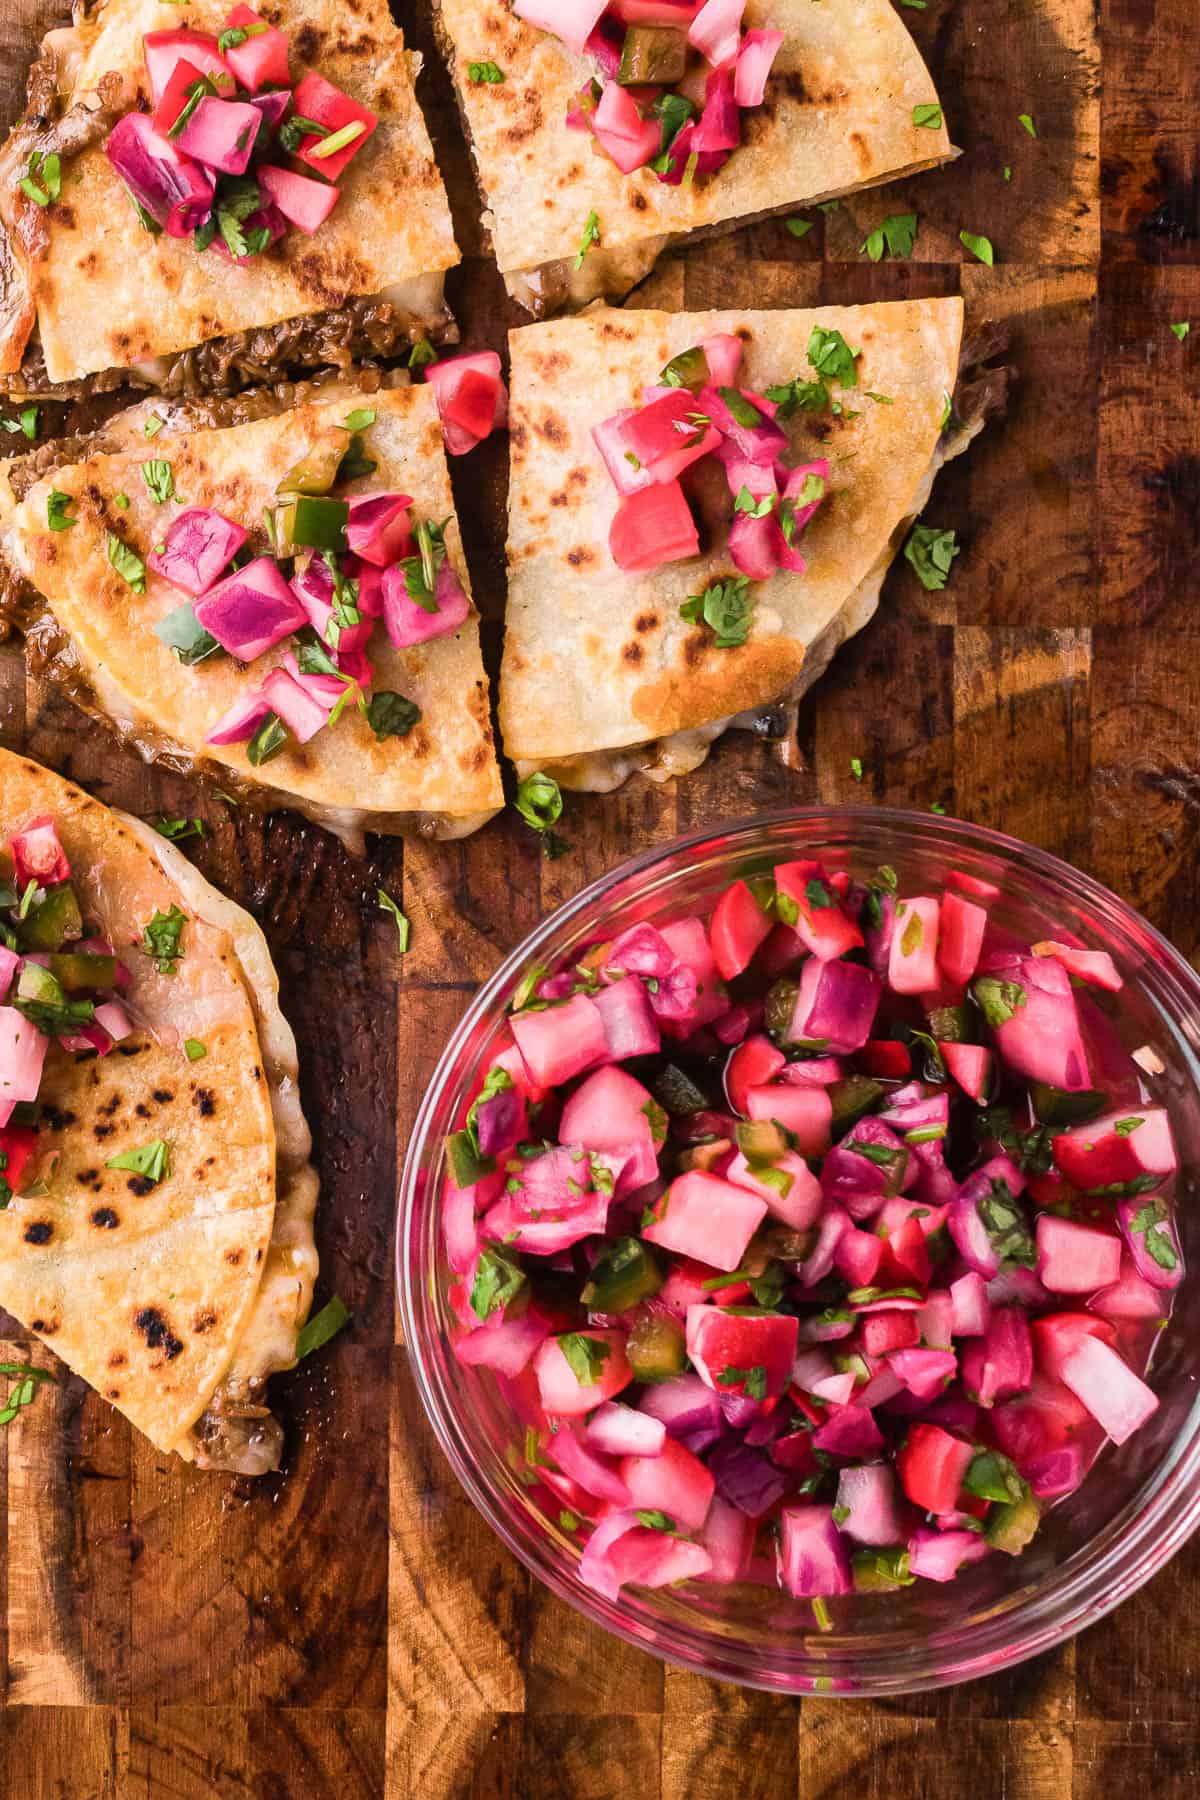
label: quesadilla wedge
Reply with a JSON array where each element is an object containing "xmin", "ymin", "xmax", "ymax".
[
  {"xmin": 0, "ymin": 747, "xmax": 318, "ymax": 1472},
  {"xmin": 501, "ymin": 300, "xmax": 1008, "ymax": 789},
  {"xmin": 0, "ymin": 382, "xmax": 503, "ymax": 848},
  {"xmin": 435, "ymin": 0, "xmax": 952, "ymax": 313},
  {"xmin": 0, "ymin": 0, "xmax": 459, "ymax": 401}
]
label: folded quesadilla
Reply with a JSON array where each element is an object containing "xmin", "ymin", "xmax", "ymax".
[
  {"xmin": 435, "ymin": 0, "xmax": 952, "ymax": 313},
  {"xmin": 0, "ymin": 382, "xmax": 503, "ymax": 848},
  {"xmin": 501, "ymin": 299, "xmax": 1008, "ymax": 790},
  {"xmin": 0, "ymin": 0, "xmax": 459, "ymax": 400},
  {"xmin": 0, "ymin": 747, "xmax": 318, "ymax": 1472}
]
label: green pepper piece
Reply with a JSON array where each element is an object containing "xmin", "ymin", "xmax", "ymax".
[
  {"xmin": 926, "ymin": 1002, "xmax": 972, "ymax": 1043},
  {"xmin": 764, "ymin": 977, "xmax": 800, "ymax": 1042},
  {"xmin": 852, "ymin": 1548, "xmax": 915, "ymax": 1592},
  {"xmin": 290, "ymin": 494, "xmax": 349, "ymax": 552},
  {"xmin": 1029, "ymin": 1083, "xmax": 1107, "ymax": 1126},
  {"xmin": 828, "ymin": 1074, "xmax": 885, "ymax": 1132},
  {"xmin": 275, "ymin": 440, "xmax": 346, "ymax": 498},
  {"xmin": 618, "ymin": 24, "xmax": 688, "ymax": 85},
  {"xmin": 735, "ymin": 1118, "xmax": 792, "ymax": 1164},
  {"xmin": 48, "ymin": 952, "xmax": 118, "ymax": 992},
  {"xmin": 581, "ymin": 1236, "xmax": 663, "ymax": 1313},
  {"xmin": 652, "ymin": 1063, "xmax": 712, "ymax": 1116},
  {"xmin": 659, "ymin": 344, "xmax": 711, "ymax": 390},
  {"xmin": 627, "ymin": 1310, "xmax": 686, "ymax": 1382},
  {"xmin": 18, "ymin": 883, "xmax": 83, "ymax": 951},
  {"xmin": 985, "ymin": 1486, "xmax": 1041, "ymax": 1555}
]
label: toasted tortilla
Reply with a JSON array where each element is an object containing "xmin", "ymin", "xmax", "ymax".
[
  {"xmin": 0, "ymin": 0, "xmax": 459, "ymax": 386},
  {"xmin": 0, "ymin": 383, "xmax": 504, "ymax": 846},
  {"xmin": 436, "ymin": 0, "xmax": 952, "ymax": 309},
  {"xmin": 500, "ymin": 299, "xmax": 964, "ymax": 784},
  {"xmin": 0, "ymin": 748, "xmax": 317, "ymax": 1469}
]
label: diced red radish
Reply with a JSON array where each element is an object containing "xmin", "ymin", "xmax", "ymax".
[
  {"xmin": 981, "ymin": 954, "xmax": 1092, "ymax": 1092},
  {"xmin": 688, "ymin": 0, "xmax": 747, "ymax": 68},
  {"xmin": 833, "ymin": 1224, "xmax": 883, "ymax": 1288},
  {"xmin": 992, "ymin": 1372, "xmax": 1093, "ymax": 1469},
  {"xmin": 609, "ymin": 480, "xmax": 699, "ymax": 572},
  {"xmin": 105, "ymin": 111, "xmax": 214, "ymax": 238},
  {"xmin": 593, "ymin": 81, "xmax": 662, "ymax": 170},
  {"xmin": 948, "ymin": 869, "xmax": 1002, "ymax": 901},
  {"xmin": 1029, "ymin": 1311, "xmax": 1117, "ymax": 1384},
  {"xmin": 948, "ymin": 1154, "xmax": 1028, "ymax": 1280},
  {"xmin": 1036, "ymin": 1214, "xmax": 1122, "ymax": 1294},
  {"xmin": 9, "ymin": 817, "xmax": 70, "ymax": 888},
  {"xmin": 888, "ymin": 1347, "xmax": 957, "ymax": 1402},
  {"xmin": 142, "ymin": 28, "xmax": 233, "ymax": 103},
  {"xmin": 513, "ymin": 0, "xmax": 608, "ymax": 53},
  {"xmin": 176, "ymin": 95, "xmax": 262, "ymax": 175},
  {"xmin": 950, "ymin": 1271, "xmax": 991, "ymax": 1337},
  {"xmin": 257, "ymin": 163, "xmax": 339, "ymax": 233},
  {"xmin": 594, "ymin": 976, "xmax": 661, "ymax": 1060},
  {"xmin": 701, "ymin": 1494, "xmax": 755, "ymax": 1583},
  {"xmin": 896, "ymin": 1423, "xmax": 974, "ymax": 1513},
  {"xmin": 961, "ymin": 1305, "xmax": 1032, "ymax": 1406},
  {"xmin": 724, "ymin": 1033, "xmax": 784, "ymax": 1115},
  {"xmin": 659, "ymin": 917, "xmax": 726, "ymax": 1026},
  {"xmin": 701, "ymin": 332, "xmax": 742, "ymax": 386},
  {"xmin": 773, "ymin": 860, "xmax": 863, "ymax": 961},
  {"xmin": 1089, "ymin": 1258, "xmax": 1170, "ymax": 1320},
  {"xmin": 733, "ymin": 26, "xmax": 783, "ymax": 105},
  {"xmin": 915, "ymin": 1289, "xmax": 954, "ymax": 1350},
  {"xmin": 381, "ymin": 554, "xmax": 470, "ymax": 649},
  {"xmin": 941, "ymin": 1041, "xmax": 993, "ymax": 1105},
  {"xmin": 0, "ymin": 1006, "xmax": 47, "ymax": 1109},
  {"xmin": 889, "ymin": 897, "xmax": 941, "ymax": 994},
  {"xmin": 550, "ymin": 1427, "xmax": 631, "ymax": 1505},
  {"xmin": 860, "ymin": 1311, "xmax": 919, "ymax": 1357},
  {"xmin": 258, "ymin": 666, "xmax": 327, "ymax": 743},
  {"xmin": 788, "ymin": 957, "xmax": 881, "ymax": 1055},
  {"xmin": 811, "ymin": 1372, "xmax": 857, "ymax": 1407},
  {"xmin": 777, "ymin": 1504, "xmax": 852, "ymax": 1598},
  {"xmin": 346, "ymin": 493, "xmax": 412, "ymax": 567},
  {"xmin": 907, "ymin": 1527, "xmax": 989, "ymax": 1583},
  {"xmin": 1051, "ymin": 1106, "xmax": 1176, "ymax": 1195},
  {"xmin": 643, "ymin": 1170, "xmax": 767, "ymax": 1271},
  {"xmin": 745, "ymin": 1080, "xmax": 831, "ymax": 1155},
  {"xmin": 708, "ymin": 1437, "xmax": 789, "ymax": 1516},
  {"xmin": 1059, "ymin": 1333, "xmax": 1158, "ymax": 1445},
  {"xmin": 149, "ymin": 506, "xmax": 245, "ymax": 597},
  {"xmin": 151, "ymin": 57, "xmax": 211, "ymax": 135},
  {"xmin": 592, "ymin": 409, "xmax": 656, "ymax": 497},
  {"xmin": 725, "ymin": 1148, "xmax": 822, "ymax": 1231},
  {"xmin": 620, "ymin": 1434, "xmax": 715, "ymax": 1531},
  {"xmin": 221, "ymin": 4, "xmax": 289, "ymax": 90},
  {"xmin": 938, "ymin": 891, "xmax": 987, "ymax": 986},
  {"xmin": 558, "ymin": 1065, "xmax": 659, "ymax": 1192},
  {"xmin": 289, "ymin": 71, "xmax": 378, "ymax": 180},
  {"xmin": 821, "ymin": 1117, "xmax": 911, "ymax": 1216},
  {"xmin": 205, "ymin": 690, "xmax": 271, "ymax": 747},
  {"xmin": 426, "ymin": 351, "xmax": 508, "ymax": 455},
  {"xmin": 637, "ymin": 1372, "xmax": 722, "ymax": 1442},
  {"xmin": 835, "ymin": 1464, "xmax": 907, "ymax": 1546},
  {"xmin": 510, "ymin": 992, "xmax": 608, "ymax": 1087},
  {"xmin": 584, "ymin": 1403, "xmax": 666, "ymax": 1458},
  {"xmin": 811, "ymin": 1405, "xmax": 883, "ymax": 1459},
  {"xmin": 710, "ymin": 879, "xmax": 772, "ymax": 980},
  {"xmin": 534, "ymin": 1330, "xmax": 632, "ymax": 1415},
  {"xmin": 860, "ymin": 1040, "xmax": 911, "ymax": 1080},
  {"xmin": 455, "ymin": 1306, "xmax": 551, "ymax": 1376},
  {"xmin": 193, "ymin": 556, "xmax": 307, "ymax": 659},
  {"xmin": 1032, "ymin": 940, "xmax": 1123, "ymax": 992},
  {"xmin": 685, "ymin": 1305, "xmax": 798, "ymax": 1400}
]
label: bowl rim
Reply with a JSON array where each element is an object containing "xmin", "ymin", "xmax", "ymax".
[{"xmin": 396, "ymin": 804, "xmax": 1200, "ymax": 1696}]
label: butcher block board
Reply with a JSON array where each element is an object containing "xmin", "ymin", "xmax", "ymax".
[{"xmin": 0, "ymin": 0, "xmax": 1198, "ymax": 1794}]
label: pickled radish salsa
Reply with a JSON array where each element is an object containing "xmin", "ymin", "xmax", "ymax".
[
  {"xmin": 514, "ymin": 0, "xmax": 782, "ymax": 188},
  {"xmin": 442, "ymin": 856, "xmax": 1181, "ymax": 1608}
]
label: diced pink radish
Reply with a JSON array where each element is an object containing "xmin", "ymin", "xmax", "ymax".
[
  {"xmin": 938, "ymin": 891, "xmax": 987, "ymax": 985},
  {"xmin": 659, "ymin": 916, "xmax": 727, "ymax": 1027},
  {"xmin": 643, "ymin": 1171, "xmax": 767, "ymax": 1271},
  {"xmin": 774, "ymin": 860, "xmax": 863, "ymax": 960},
  {"xmin": 992, "ymin": 1373, "xmax": 1093, "ymax": 1468},
  {"xmin": 483, "ymin": 1185, "xmax": 608, "ymax": 1255},
  {"xmin": 0, "ymin": 1006, "xmax": 47, "ymax": 1108},
  {"xmin": 9, "ymin": 817, "xmax": 70, "ymax": 887},
  {"xmin": 733, "ymin": 27, "xmax": 783, "ymax": 105},
  {"xmin": 1032, "ymin": 940, "xmax": 1123, "ymax": 992},
  {"xmin": 1059, "ymin": 1334, "xmax": 1158, "ymax": 1444},
  {"xmin": 205, "ymin": 690, "xmax": 271, "ymax": 746},
  {"xmin": 346, "ymin": 493, "xmax": 412, "ymax": 566},
  {"xmin": 812, "ymin": 1405, "xmax": 884, "ymax": 1459},
  {"xmin": 289, "ymin": 71, "xmax": 378, "ymax": 180},
  {"xmin": 888, "ymin": 1347, "xmax": 957, "ymax": 1402},
  {"xmin": 510, "ymin": 992, "xmax": 608, "ymax": 1086},
  {"xmin": 688, "ymin": 0, "xmax": 746, "ymax": 68},
  {"xmin": 834, "ymin": 1225, "xmax": 883, "ymax": 1288},
  {"xmin": 1024, "ymin": 1443, "xmax": 1086, "ymax": 1499},
  {"xmin": 915, "ymin": 1290, "xmax": 954, "ymax": 1349},
  {"xmin": 1036, "ymin": 1214, "xmax": 1122, "ymax": 1294},
  {"xmin": 534, "ymin": 1330, "xmax": 632, "ymax": 1416},
  {"xmin": 620, "ymin": 1435, "xmax": 715, "ymax": 1531},
  {"xmin": 796, "ymin": 1202, "xmax": 850, "ymax": 1288},
  {"xmin": 149, "ymin": 507, "xmax": 246, "ymax": 597},
  {"xmin": 176, "ymin": 96, "xmax": 262, "ymax": 175},
  {"xmin": 560, "ymin": 1064, "xmax": 653, "ymax": 1149},
  {"xmin": 257, "ymin": 163, "xmax": 339, "ymax": 233},
  {"xmin": 592, "ymin": 408, "xmax": 656, "ymax": 496},
  {"xmin": 860, "ymin": 1311, "xmax": 919, "ymax": 1357},
  {"xmin": 605, "ymin": 920, "xmax": 702, "ymax": 1022},
  {"xmin": 821, "ymin": 1117, "xmax": 911, "ymax": 1217},
  {"xmin": 961, "ymin": 1306, "xmax": 1032, "ymax": 1407},
  {"xmin": 745, "ymin": 1081, "xmax": 831, "ymax": 1155},
  {"xmin": 693, "ymin": 65, "xmax": 740, "ymax": 154},
  {"xmin": 455, "ymin": 1307, "xmax": 550, "ymax": 1376},
  {"xmin": 701, "ymin": 1494, "xmax": 755, "ymax": 1584},
  {"xmin": 982, "ymin": 954, "xmax": 1092, "ymax": 1092},
  {"xmin": 942, "ymin": 1041, "xmax": 993, "ymax": 1105},
  {"xmin": 950, "ymin": 1271, "xmax": 991, "ymax": 1337},
  {"xmin": 685, "ymin": 1305, "xmax": 798, "ymax": 1399},
  {"xmin": 788, "ymin": 957, "xmax": 881, "ymax": 1055},
  {"xmin": 811, "ymin": 1372, "xmax": 857, "ymax": 1407},
  {"xmin": 836, "ymin": 1463, "xmax": 907, "ymax": 1546},
  {"xmin": 221, "ymin": 4, "xmax": 290, "ymax": 90},
  {"xmin": 1089, "ymin": 1258, "xmax": 1170, "ymax": 1321},
  {"xmin": 603, "ymin": 1525, "xmax": 713, "ymax": 1595},
  {"xmin": 701, "ymin": 332, "xmax": 742, "ymax": 386},
  {"xmin": 1051, "ymin": 1106, "xmax": 1176, "ymax": 1194},
  {"xmin": 725, "ymin": 1149, "xmax": 822, "ymax": 1231},
  {"xmin": 637, "ymin": 1373, "xmax": 722, "ymax": 1441},
  {"xmin": 592, "ymin": 81, "xmax": 662, "ymax": 170},
  {"xmin": 258, "ymin": 667, "xmax": 327, "ymax": 743},
  {"xmin": 609, "ymin": 480, "xmax": 699, "ymax": 572},
  {"xmin": 426, "ymin": 352, "xmax": 508, "ymax": 455},
  {"xmin": 1029, "ymin": 1312, "xmax": 1116, "ymax": 1384},
  {"xmin": 948, "ymin": 1153, "xmax": 1027, "ymax": 1279},
  {"xmin": 513, "ymin": 0, "xmax": 608, "ymax": 52},
  {"xmin": 382, "ymin": 554, "xmax": 470, "ymax": 648},
  {"xmin": 725, "ymin": 1034, "xmax": 785, "ymax": 1115},
  {"xmin": 105, "ymin": 112, "xmax": 214, "ymax": 238},
  {"xmin": 778, "ymin": 1504, "xmax": 852, "ymax": 1598},
  {"xmin": 550, "ymin": 1427, "xmax": 631, "ymax": 1505},
  {"xmin": 907, "ymin": 1527, "xmax": 989, "ymax": 1583},
  {"xmin": 948, "ymin": 869, "xmax": 1002, "ymax": 901},
  {"xmin": 142, "ymin": 29, "xmax": 233, "ymax": 104},
  {"xmin": 593, "ymin": 976, "xmax": 661, "ymax": 1060},
  {"xmin": 194, "ymin": 556, "xmax": 307, "ymax": 659},
  {"xmin": 888, "ymin": 897, "xmax": 941, "ymax": 994},
  {"xmin": 584, "ymin": 1403, "xmax": 666, "ymax": 1458}
]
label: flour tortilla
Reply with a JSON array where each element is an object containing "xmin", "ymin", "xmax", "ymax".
[
  {"xmin": 500, "ymin": 299, "xmax": 963, "ymax": 779},
  {"xmin": 0, "ymin": 0, "xmax": 459, "ymax": 384},
  {"xmin": 0, "ymin": 383, "xmax": 503, "ymax": 843},
  {"xmin": 0, "ymin": 748, "xmax": 316, "ymax": 1464},
  {"xmin": 437, "ymin": 0, "xmax": 951, "ymax": 305}
]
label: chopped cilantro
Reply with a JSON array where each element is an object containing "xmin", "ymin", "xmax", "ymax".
[
  {"xmin": 0, "ymin": 406, "xmax": 37, "ymax": 439},
  {"xmin": 366, "ymin": 691, "xmax": 421, "ymax": 740},
  {"xmin": 468, "ymin": 59, "xmax": 505, "ymax": 82},
  {"xmin": 47, "ymin": 490, "xmax": 75, "ymax": 532},
  {"xmin": 377, "ymin": 889, "xmax": 410, "ymax": 952},
  {"xmin": 1170, "ymin": 322, "xmax": 1191, "ymax": 342},
  {"xmin": 1018, "ymin": 113, "xmax": 1037, "ymax": 137},
  {"xmin": 860, "ymin": 211, "xmax": 918, "ymax": 263},
  {"xmin": 960, "ymin": 229, "xmax": 995, "ymax": 266},
  {"xmin": 470, "ymin": 1246, "xmax": 526, "ymax": 1320},
  {"xmin": 680, "ymin": 575, "xmax": 754, "ymax": 649},
  {"xmin": 904, "ymin": 523, "xmax": 959, "ymax": 591},
  {"xmin": 786, "ymin": 216, "xmax": 813, "ymax": 238},
  {"xmin": 141, "ymin": 460, "xmax": 175, "ymax": 505},
  {"xmin": 912, "ymin": 103, "xmax": 943, "ymax": 129},
  {"xmin": 106, "ymin": 533, "xmax": 146, "ymax": 594},
  {"xmin": 184, "ymin": 1038, "xmax": 207, "ymax": 1061},
  {"xmin": 557, "ymin": 1332, "xmax": 612, "ymax": 1386},
  {"xmin": 807, "ymin": 325, "xmax": 860, "ymax": 387},
  {"xmin": 105, "ymin": 1139, "xmax": 170, "ymax": 1185},
  {"xmin": 574, "ymin": 210, "xmax": 601, "ymax": 270},
  {"xmin": 141, "ymin": 904, "xmax": 186, "ymax": 975}
]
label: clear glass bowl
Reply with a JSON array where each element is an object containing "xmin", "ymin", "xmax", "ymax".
[{"xmin": 396, "ymin": 809, "xmax": 1200, "ymax": 1696}]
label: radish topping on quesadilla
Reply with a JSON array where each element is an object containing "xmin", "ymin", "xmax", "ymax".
[
  {"xmin": 104, "ymin": 10, "xmax": 377, "ymax": 262},
  {"xmin": 425, "ymin": 352, "xmax": 510, "ymax": 456},
  {"xmin": 516, "ymin": 0, "xmax": 782, "ymax": 183}
]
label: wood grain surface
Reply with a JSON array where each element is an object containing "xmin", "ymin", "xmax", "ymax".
[{"xmin": 0, "ymin": 0, "xmax": 1197, "ymax": 1793}]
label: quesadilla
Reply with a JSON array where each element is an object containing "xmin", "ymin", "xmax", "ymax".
[
  {"xmin": 435, "ymin": 0, "xmax": 952, "ymax": 313},
  {"xmin": 0, "ymin": 0, "xmax": 459, "ymax": 400},
  {"xmin": 0, "ymin": 747, "xmax": 318, "ymax": 1472},
  {"xmin": 0, "ymin": 382, "xmax": 503, "ymax": 848},
  {"xmin": 500, "ymin": 299, "xmax": 1008, "ymax": 790}
]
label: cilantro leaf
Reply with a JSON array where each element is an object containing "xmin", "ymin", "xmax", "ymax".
[
  {"xmin": 468, "ymin": 60, "xmax": 505, "ymax": 83},
  {"xmin": 557, "ymin": 1332, "xmax": 612, "ymax": 1386},
  {"xmin": 141, "ymin": 459, "xmax": 175, "ymax": 505},
  {"xmin": 1018, "ymin": 113, "xmax": 1037, "ymax": 138},
  {"xmin": 47, "ymin": 489, "xmax": 75, "ymax": 531},
  {"xmin": 107, "ymin": 532, "xmax": 146, "ymax": 593},
  {"xmin": 470, "ymin": 1247, "xmax": 526, "ymax": 1320},
  {"xmin": 1170, "ymin": 321, "xmax": 1190, "ymax": 342},
  {"xmin": 574, "ymin": 210, "xmax": 601, "ymax": 270},
  {"xmin": 786, "ymin": 216, "xmax": 813, "ymax": 238},
  {"xmin": 904, "ymin": 523, "xmax": 960, "ymax": 591},
  {"xmin": 680, "ymin": 575, "xmax": 754, "ymax": 649},
  {"xmin": 860, "ymin": 211, "xmax": 918, "ymax": 263},
  {"xmin": 912, "ymin": 103, "xmax": 943, "ymax": 129},
  {"xmin": 366, "ymin": 691, "xmax": 421, "ymax": 740},
  {"xmin": 960, "ymin": 229, "xmax": 995, "ymax": 266},
  {"xmin": 141, "ymin": 904, "xmax": 186, "ymax": 975},
  {"xmin": 808, "ymin": 325, "xmax": 860, "ymax": 387},
  {"xmin": 105, "ymin": 1139, "xmax": 170, "ymax": 1185}
]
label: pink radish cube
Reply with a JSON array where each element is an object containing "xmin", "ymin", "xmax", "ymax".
[
  {"xmin": 1032, "ymin": 940, "xmax": 1123, "ymax": 992},
  {"xmin": 1089, "ymin": 1259, "xmax": 1169, "ymax": 1321},
  {"xmin": 1036, "ymin": 1214, "xmax": 1123, "ymax": 1294},
  {"xmin": 777, "ymin": 1504, "xmax": 852, "ymax": 1598},
  {"xmin": 941, "ymin": 1041, "xmax": 993, "ymax": 1105},
  {"xmin": 534, "ymin": 1330, "xmax": 632, "ymax": 1416},
  {"xmin": 584, "ymin": 1403, "xmax": 667, "ymax": 1458},
  {"xmin": 938, "ymin": 890, "xmax": 987, "ymax": 985},
  {"xmin": 745, "ymin": 1080, "xmax": 832, "ymax": 1155},
  {"xmin": 257, "ymin": 163, "xmax": 338, "ymax": 233},
  {"xmin": 1051, "ymin": 1106, "xmax": 1176, "ymax": 1194},
  {"xmin": 559, "ymin": 1064, "xmax": 654, "ymax": 1149},
  {"xmin": 888, "ymin": 897, "xmax": 941, "ymax": 993},
  {"xmin": 643, "ymin": 1171, "xmax": 767, "ymax": 1271},
  {"xmin": 510, "ymin": 992, "xmax": 608, "ymax": 1087},
  {"xmin": 982, "ymin": 954, "xmax": 1092, "ymax": 1092},
  {"xmin": 1059, "ymin": 1334, "xmax": 1159, "ymax": 1444},
  {"xmin": 685, "ymin": 1305, "xmax": 798, "ymax": 1399},
  {"xmin": 725, "ymin": 1149, "xmax": 822, "ymax": 1231},
  {"xmin": 949, "ymin": 1271, "xmax": 991, "ymax": 1337},
  {"xmin": 620, "ymin": 1435, "xmax": 715, "ymax": 1531},
  {"xmin": 701, "ymin": 1494, "xmax": 755, "ymax": 1584},
  {"xmin": 221, "ymin": 5, "xmax": 290, "ymax": 91},
  {"xmin": 594, "ymin": 976, "xmax": 661, "ymax": 1059}
]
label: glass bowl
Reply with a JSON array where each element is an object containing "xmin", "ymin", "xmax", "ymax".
[{"xmin": 396, "ymin": 808, "xmax": 1200, "ymax": 1696}]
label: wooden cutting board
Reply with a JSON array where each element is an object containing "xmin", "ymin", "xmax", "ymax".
[{"xmin": 0, "ymin": 0, "xmax": 1197, "ymax": 1793}]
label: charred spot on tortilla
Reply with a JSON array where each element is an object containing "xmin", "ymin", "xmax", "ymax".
[
  {"xmin": 23, "ymin": 1221, "xmax": 52, "ymax": 1245},
  {"xmin": 126, "ymin": 1174, "xmax": 157, "ymax": 1197},
  {"xmin": 193, "ymin": 1310, "xmax": 218, "ymax": 1335},
  {"xmin": 107, "ymin": 1351, "xmax": 126, "ymax": 1368},
  {"xmin": 134, "ymin": 1307, "xmax": 184, "ymax": 1361},
  {"xmin": 192, "ymin": 1088, "xmax": 216, "ymax": 1118},
  {"xmin": 91, "ymin": 1207, "xmax": 119, "ymax": 1229}
]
